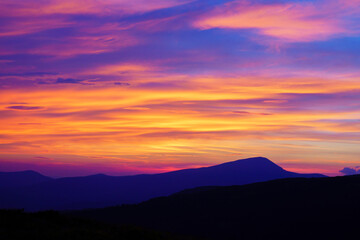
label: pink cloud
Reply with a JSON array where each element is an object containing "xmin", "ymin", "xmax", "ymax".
[
  {"xmin": 194, "ymin": 0, "xmax": 359, "ymax": 42},
  {"xmin": 0, "ymin": 20, "xmax": 140, "ymax": 57},
  {"xmin": 0, "ymin": 0, "xmax": 192, "ymax": 39},
  {"xmin": 0, "ymin": 0, "xmax": 192, "ymax": 17},
  {"xmin": 0, "ymin": 17, "xmax": 71, "ymax": 37},
  {"xmin": 340, "ymin": 0, "xmax": 360, "ymax": 7},
  {"xmin": 30, "ymin": 32, "xmax": 138, "ymax": 58}
]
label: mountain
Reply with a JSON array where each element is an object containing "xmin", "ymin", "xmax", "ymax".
[
  {"xmin": 0, "ymin": 157, "xmax": 325, "ymax": 211},
  {"xmin": 72, "ymin": 175, "xmax": 360, "ymax": 240},
  {"xmin": 0, "ymin": 170, "xmax": 52, "ymax": 189}
]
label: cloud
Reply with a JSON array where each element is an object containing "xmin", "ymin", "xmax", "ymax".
[
  {"xmin": 0, "ymin": 141, "xmax": 41, "ymax": 150},
  {"xmin": 6, "ymin": 105, "xmax": 43, "ymax": 111},
  {"xmin": 0, "ymin": 1, "xmax": 184, "ymax": 57},
  {"xmin": 0, "ymin": 72, "xmax": 58, "ymax": 77},
  {"xmin": 29, "ymin": 30, "xmax": 138, "ymax": 58},
  {"xmin": 37, "ymin": 78, "xmax": 87, "ymax": 85},
  {"xmin": 194, "ymin": 0, "xmax": 359, "ymax": 42},
  {"xmin": 55, "ymin": 78, "xmax": 84, "ymax": 84},
  {"xmin": 340, "ymin": 167, "xmax": 360, "ymax": 175},
  {"xmin": 114, "ymin": 82, "xmax": 130, "ymax": 86},
  {"xmin": 0, "ymin": 16, "xmax": 71, "ymax": 37},
  {"xmin": 87, "ymin": 64, "xmax": 151, "ymax": 75},
  {"xmin": 0, "ymin": 0, "xmax": 193, "ymax": 17},
  {"xmin": 0, "ymin": 60, "xmax": 14, "ymax": 64},
  {"xmin": 0, "ymin": 0, "xmax": 360, "ymax": 176}
]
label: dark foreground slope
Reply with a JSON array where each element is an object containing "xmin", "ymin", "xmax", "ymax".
[
  {"xmin": 0, "ymin": 209, "xmax": 197, "ymax": 240},
  {"xmin": 0, "ymin": 157, "xmax": 324, "ymax": 211},
  {"xmin": 73, "ymin": 175, "xmax": 360, "ymax": 240}
]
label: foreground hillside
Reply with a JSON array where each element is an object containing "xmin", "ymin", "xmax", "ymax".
[
  {"xmin": 72, "ymin": 175, "xmax": 360, "ymax": 240},
  {"xmin": 0, "ymin": 209, "xmax": 196, "ymax": 240},
  {"xmin": 0, "ymin": 157, "xmax": 324, "ymax": 211}
]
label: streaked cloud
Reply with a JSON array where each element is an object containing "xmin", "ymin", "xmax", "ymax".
[
  {"xmin": 0, "ymin": 0, "xmax": 359, "ymax": 176},
  {"xmin": 87, "ymin": 64, "xmax": 151, "ymax": 76},
  {"xmin": 0, "ymin": 0, "xmax": 193, "ymax": 17},
  {"xmin": 0, "ymin": 17, "xmax": 71, "ymax": 37},
  {"xmin": 6, "ymin": 105, "xmax": 43, "ymax": 111},
  {"xmin": 194, "ymin": 0, "xmax": 360, "ymax": 42}
]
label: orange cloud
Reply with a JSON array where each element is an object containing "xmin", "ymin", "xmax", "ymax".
[
  {"xmin": 87, "ymin": 64, "xmax": 151, "ymax": 75},
  {"xmin": 1, "ymin": 0, "xmax": 359, "ymax": 176},
  {"xmin": 1, "ymin": 73, "xmax": 360, "ymax": 166}
]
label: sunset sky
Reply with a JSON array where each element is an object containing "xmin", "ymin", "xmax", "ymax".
[{"xmin": 1, "ymin": 0, "xmax": 360, "ymax": 177}]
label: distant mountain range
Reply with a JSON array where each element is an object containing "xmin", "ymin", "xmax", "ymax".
[
  {"xmin": 72, "ymin": 175, "xmax": 360, "ymax": 240},
  {"xmin": 0, "ymin": 170, "xmax": 52, "ymax": 189},
  {"xmin": 0, "ymin": 157, "xmax": 325, "ymax": 211}
]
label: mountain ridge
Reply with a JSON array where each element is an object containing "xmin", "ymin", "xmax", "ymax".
[
  {"xmin": 0, "ymin": 170, "xmax": 52, "ymax": 189},
  {"xmin": 0, "ymin": 157, "xmax": 326, "ymax": 211}
]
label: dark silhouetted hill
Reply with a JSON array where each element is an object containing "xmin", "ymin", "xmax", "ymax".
[
  {"xmin": 72, "ymin": 175, "xmax": 360, "ymax": 240},
  {"xmin": 0, "ymin": 157, "xmax": 325, "ymax": 211},
  {"xmin": 0, "ymin": 209, "xmax": 196, "ymax": 240}
]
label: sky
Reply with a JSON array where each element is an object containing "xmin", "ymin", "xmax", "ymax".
[{"xmin": 0, "ymin": 0, "xmax": 360, "ymax": 177}]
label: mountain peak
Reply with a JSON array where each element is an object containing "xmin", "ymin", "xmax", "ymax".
[
  {"xmin": 216, "ymin": 156, "xmax": 280, "ymax": 167},
  {"xmin": 235, "ymin": 157, "xmax": 272, "ymax": 162},
  {"xmin": 208, "ymin": 157, "xmax": 286, "ymax": 174}
]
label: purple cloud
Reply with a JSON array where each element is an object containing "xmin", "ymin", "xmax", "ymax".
[
  {"xmin": 340, "ymin": 167, "xmax": 360, "ymax": 176},
  {"xmin": 7, "ymin": 105, "xmax": 43, "ymax": 111},
  {"xmin": 114, "ymin": 82, "xmax": 130, "ymax": 86},
  {"xmin": 55, "ymin": 78, "xmax": 84, "ymax": 84}
]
